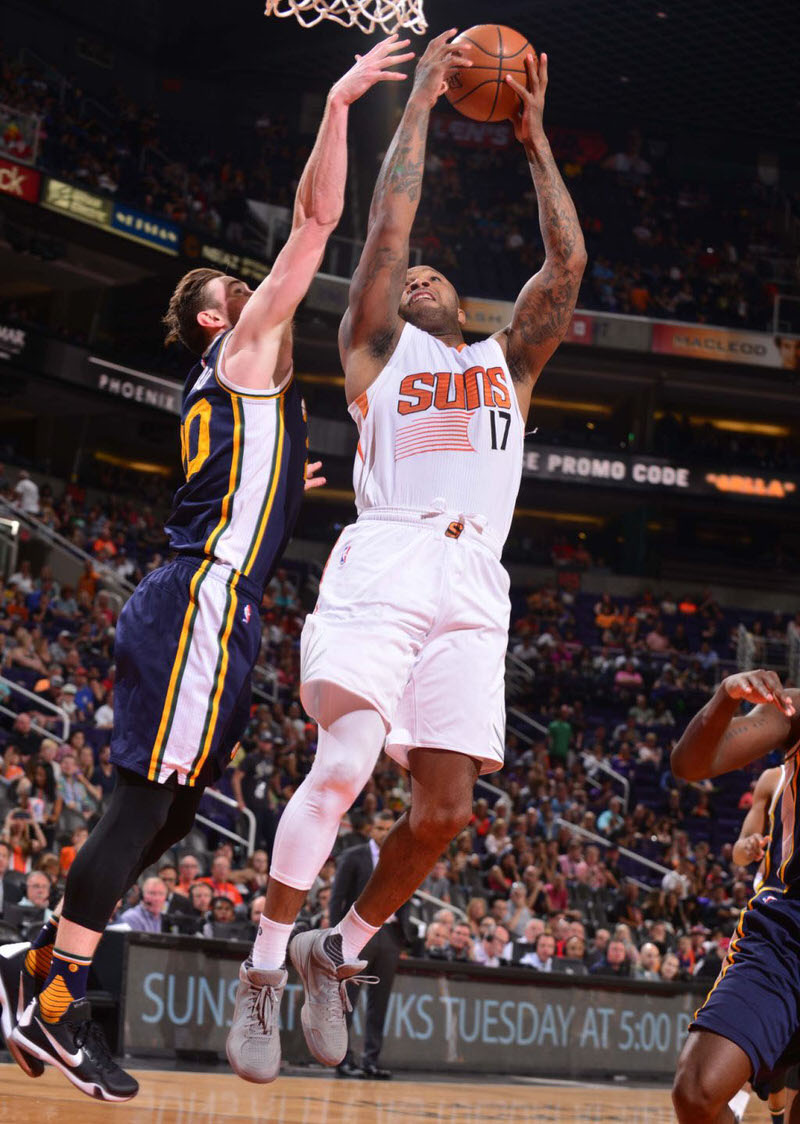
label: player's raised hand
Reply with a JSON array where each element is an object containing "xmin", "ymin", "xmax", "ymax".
[
  {"xmin": 723, "ymin": 669, "xmax": 796, "ymax": 716},
  {"xmin": 506, "ymin": 51, "xmax": 548, "ymax": 148},
  {"xmin": 304, "ymin": 460, "xmax": 326, "ymax": 491},
  {"xmin": 412, "ymin": 29, "xmax": 473, "ymax": 107},
  {"xmin": 330, "ymin": 35, "xmax": 415, "ymax": 105}
]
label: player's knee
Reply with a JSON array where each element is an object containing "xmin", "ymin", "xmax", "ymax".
[
  {"xmin": 410, "ymin": 794, "xmax": 472, "ymax": 850},
  {"xmin": 671, "ymin": 1057, "xmax": 720, "ymax": 1122},
  {"xmin": 311, "ymin": 755, "xmax": 371, "ymax": 814}
]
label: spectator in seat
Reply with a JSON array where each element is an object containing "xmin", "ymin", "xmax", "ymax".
[
  {"xmin": 202, "ymin": 896, "xmax": 251, "ymax": 940},
  {"xmin": 189, "ymin": 881, "xmax": 213, "ymax": 920},
  {"xmin": 556, "ymin": 934, "xmax": 588, "ymax": 974},
  {"xmin": 660, "ymin": 952, "xmax": 682, "ymax": 981},
  {"xmin": 19, "ymin": 870, "xmax": 52, "ymax": 913},
  {"xmin": 177, "ymin": 853, "xmax": 202, "ymax": 897},
  {"xmin": 198, "ymin": 852, "xmax": 243, "ymax": 905},
  {"xmin": 59, "ymin": 825, "xmax": 89, "ymax": 877},
  {"xmin": 636, "ymin": 942, "xmax": 662, "ymax": 981},
  {"xmin": 115, "ymin": 876, "xmax": 167, "ymax": 932},
  {"xmin": 548, "ymin": 705, "xmax": 572, "ymax": 765},
  {"xmin": 423, "ymin": 921, "xmax": 450, "ymax": 959},
  {"xmin": 598, "ymin": 796, "xmax": 624, "ymax": 837},
  {"xmin": 448, "ymin": 921, "xmax": 474, "ymax": 962},
  {"xmin": 504, "ymin": 881, "xmax": 533, "ymax": 936},
  {"xmin": 520, "ymin": 930, "xmax": 555, "ymax": 972},
  {"xmin": 590, "ymin": 937, "xmax": 631, "ymax": 978},
  {"xmin": 158, "ymin": 863, "xmax": 193, "ymax": 914}
]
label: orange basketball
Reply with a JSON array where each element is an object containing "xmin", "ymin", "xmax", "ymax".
[{"xmin": 445, "ymin": 24, "xmax": 534, "ymax": 123}]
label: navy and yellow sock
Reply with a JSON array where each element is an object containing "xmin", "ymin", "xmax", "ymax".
[
  {"xmin": 24, "ymin": 916, "xmax": 59, "ymax": 982},
  {"xmin": 38, "ymin": 947, "xmax": 91, "ymax": 1023}
]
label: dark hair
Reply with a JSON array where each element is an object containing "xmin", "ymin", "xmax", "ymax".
[
  {"xmin": 29, "ymin": 759, "xmax": 56, "ymax": 803},
  {"xmin": 163, "ymin": 268, "xmax": 225, "ymax": 355}
]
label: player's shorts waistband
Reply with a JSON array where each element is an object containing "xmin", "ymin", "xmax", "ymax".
[
  {"xmin": 169, "ymin": 553, "xmax": 263, "ymax": 603},
  {"xmin": 357, "ymin": 506, "xmax": 503, "ymax": 559}
]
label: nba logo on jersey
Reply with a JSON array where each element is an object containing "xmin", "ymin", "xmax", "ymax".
[
  {"xmin": 339, "ymin": 544, "xmax": 351, "ymax": 567},
  {"xmin": 242, "ymin": 604, "xmax": 252, "ymax": 625}
]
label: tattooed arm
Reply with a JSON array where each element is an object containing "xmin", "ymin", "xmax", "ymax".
[
  {"xmin": 670, "ymin": 672, "xmax": 798, "ymax": 781},
  {"xmin": 340, "ymin": 30, "xmax": 471, "ymax": 403},
  {"xmin": 495, "ymin": 53, "xmax": 587, "ymax": 392}
]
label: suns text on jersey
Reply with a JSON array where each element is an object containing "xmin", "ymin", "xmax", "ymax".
[{"xmin": 397, "ymin": 367, "xmax": 512, "ymax": 416}]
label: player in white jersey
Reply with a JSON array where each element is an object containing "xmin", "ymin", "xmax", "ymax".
[{"xmin": 227, "ymin": 32, "xmax": 586, "ymax": 1081}]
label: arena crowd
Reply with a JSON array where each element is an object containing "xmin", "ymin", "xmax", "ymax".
[{"xmin": 0, "ymin": 469, "xmax": 793, "ymax": 988}]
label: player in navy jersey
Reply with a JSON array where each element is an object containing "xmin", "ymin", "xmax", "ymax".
[
  {"xmin": 670, "ymin": 668, "xmax": 800, "ymax": 1123},
  {"xmin": 1, "ymin": 37, "xmax": 414, "ymax": 1102}
]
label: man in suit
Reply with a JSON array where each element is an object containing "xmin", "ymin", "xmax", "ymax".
[
  {"xmin": 330, "ymin": 811, "xmax": 414, "ymax": 1080},
  {"xmin": 0, "ymin": 840, "xmax": 24, "ymax": 917}
]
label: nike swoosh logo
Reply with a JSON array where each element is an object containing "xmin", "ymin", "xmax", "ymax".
[{"xmin": 37, "ymin": 1017, "xmax": 84, "ymax": 1067}]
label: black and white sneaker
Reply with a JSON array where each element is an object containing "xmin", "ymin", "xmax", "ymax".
[
  {"xmin": 12, "ymin": 997, "xmax": 139, "ymax": 1102},
  {"xmin": 0, "ymin": 942, "xmax": 44, "ymax": 1078}
]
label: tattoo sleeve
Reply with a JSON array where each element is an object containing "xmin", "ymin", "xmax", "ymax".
[
  {"xmin": 510, "ymin": 135, "xmax": 587, "ymax": 360},
  {"xmin": 346, "ymin": 94, "xmax": 432, "ymax": 355},
  {"xmin": 367, "ymin": 96, "xmax": 431, "ymax": 229}
]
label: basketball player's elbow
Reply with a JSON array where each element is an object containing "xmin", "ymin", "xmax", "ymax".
[{"xmin": 670, "ymin": 744, "xmax": 710, "ymax": 783}]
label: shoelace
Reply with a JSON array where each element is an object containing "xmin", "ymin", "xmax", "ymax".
[
  {"xmin": 247, "ymin": 982, "xmax": 276, "ymax": 1038},
  {"xmin": 333, "ymin": 973, "xmax": 380, "ymax": 1020},
  {"xmin": 74, "ymin": 1019, "xmax": 115, "ymax": 1074}
]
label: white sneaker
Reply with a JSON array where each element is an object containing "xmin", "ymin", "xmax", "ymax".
[
  {"xmin": 289, "ymin": 930, "xmax": 376, "ymax": 1066},
  {"xmin": 225, "ymin": 960, "xmax": 287, "ymax": 1083}
]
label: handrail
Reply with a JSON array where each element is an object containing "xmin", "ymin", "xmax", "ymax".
[
  {"xmin": 506, "ymin": 651, "xmax": 535, "ymax": 682},
  {"xmin": 0, "ymin": 497, "xmax": 134, "ymax": 600},
  {"xmin": 507, "ymin": 707, "xmax": 548, "ymax": 739},
  {"xmin": 475, "ymin": 776, "xmax": 507, "ymax": 802},
  {"xmin": 196, "ymin": 788, "xmax": 256, "ymax": 856},
  {"xmin": 409, "ymin": 888, "xmax": 467, "ymax": 923},
  {"xmin": 0, "ymin": 674, "xmax": 70, "ymax": 742},
  {"xmin": 581, "ymin": 753, "xmax": 631, "ymax": 813},
  {"xmin": 555, "ymin": 817, "xmax": 671, "ymax": 879}
]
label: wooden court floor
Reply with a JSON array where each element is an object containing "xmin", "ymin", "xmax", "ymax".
[{"xmin": 0, "ymin": 1064, "xmax": 768, "ymax": 1123}]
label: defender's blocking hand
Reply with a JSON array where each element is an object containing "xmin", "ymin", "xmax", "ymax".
[{"xmin": 330, "ymin": 35, "xmax": 415, "ymax": 106}]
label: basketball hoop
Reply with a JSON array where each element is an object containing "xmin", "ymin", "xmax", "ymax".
[{"xmin": 264, "ymin": 0, "xmax": 427, "ymax": 35}]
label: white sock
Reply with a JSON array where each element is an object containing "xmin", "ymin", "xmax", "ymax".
[
  {"xmin": 251, "ymin": 915, "xmax": 294, "ymax": 971},
  {"xmin": 728, "ymin": 1089, "xmax": 750, "ymax": 1122},
  {"xmin": 333, "ymin": 906, "xmax": 380, "ymax": 962}
]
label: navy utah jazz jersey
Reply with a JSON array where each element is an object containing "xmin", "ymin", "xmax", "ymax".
[
  {"xmin": 760, "ymin": 739, "xmax": 800, "ymax": 893},
  {"xmin": 166, "ymin": 329, "xmax": 307, "ymax": 593}
]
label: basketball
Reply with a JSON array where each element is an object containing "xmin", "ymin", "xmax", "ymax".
[{"xmin": 445, "ymin": 24, "xmax": 534, "ymax": 123}]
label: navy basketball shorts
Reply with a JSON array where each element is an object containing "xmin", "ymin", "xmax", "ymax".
[
  {"xmin": 691, "ymin": 888, "xmax": 800, "ymax": 1087},
  {"xmin": 111, "ymin": 557, "xmax": 262, "ymax": 787}
]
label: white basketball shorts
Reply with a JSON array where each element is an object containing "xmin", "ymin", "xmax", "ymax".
[{"xmin": 300, "ymin": 508, "xmax": 509, "ymax": 774}]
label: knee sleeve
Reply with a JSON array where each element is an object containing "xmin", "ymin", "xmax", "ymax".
[
  {"xmin": 269, "ymin": 704, "xmax": 385, "ymax": 892},
  {"xmin": 62, "ymin": 768, "xmax": 179, "ymax": 931}
]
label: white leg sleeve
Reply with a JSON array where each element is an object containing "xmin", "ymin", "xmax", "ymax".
[{"xmin": 268, "ymin": 701, "xmax": 386, "ymax": 892}]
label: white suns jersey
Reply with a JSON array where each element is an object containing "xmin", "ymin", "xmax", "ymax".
[{"xmin": 349, "ymin": 322, "xmax": 524, "ymax": 546}]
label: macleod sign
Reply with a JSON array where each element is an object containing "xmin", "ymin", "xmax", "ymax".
[{"xmin": 525, "ymin": 444, "xmax": 800, "ymax": 503}]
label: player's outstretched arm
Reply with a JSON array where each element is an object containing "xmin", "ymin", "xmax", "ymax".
[
  {"xmin": 731, "ymin": 766, "xmax": 779, "ymax": 866},
  {"xmin": 498, "ymin": 53, "xmax": 587, "ymax": 387},
  {"xmin": 340, "ymin": 30, "xmax": 471, "ymax": 402},
  {"xmin": 671, "ymin": 671, "xmax": 798, "ymax": 782},
  {"xmin": 224, "ymin": 36, "xmax": 414, "ymax": 390}
]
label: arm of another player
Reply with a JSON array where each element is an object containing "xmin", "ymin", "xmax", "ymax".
[
  {"xmin": 671, "ymin": 670, "xmax": 798, "ymax": 782},
  {"xmin": 223, "ymin": 36, "xmax": 415, "ymax": 390},
  {"xmin": 731, "ymin": 766, "xmax": 780, "ymax": 866},
  {"xmin": 497, "ymin": 53, "xmax": 587, "ymax": 389},
  {"xmin": 339, "ymin": 31, "xmax": 472, "ymax": 403}
]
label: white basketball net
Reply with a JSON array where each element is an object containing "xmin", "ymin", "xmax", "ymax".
[{"xmin": 264, "ymin": 0, "xmax": 428, "ymax": 35}]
